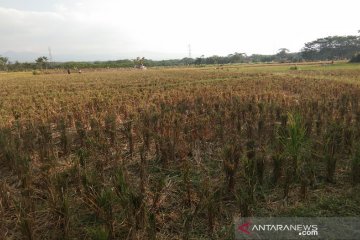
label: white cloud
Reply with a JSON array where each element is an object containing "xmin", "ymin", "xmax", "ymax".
[{"xmin": 0, "ymin": 5, "xmax": 135, "ymax": 58}]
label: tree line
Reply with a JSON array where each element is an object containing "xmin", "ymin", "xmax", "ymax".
[{"xmin": 1, "ymin": 33, "xmax": 360, "ymax": 71}]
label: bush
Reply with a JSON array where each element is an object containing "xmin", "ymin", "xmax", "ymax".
[{"xmin": 349, "ymin": 53, "xmax": 360, "ymax": 63}]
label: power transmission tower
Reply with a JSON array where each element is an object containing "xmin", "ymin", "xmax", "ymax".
[
  {"xmin": 188, "ymin": 44, "xmax": 191, "ymax": 58},
  {"xmin": 48, "ymin": 47, "xmax": 53, "ymax": 61},
  {"xmin": 48, "ymin": 47, "xmax": 53, "ymax": 69}
]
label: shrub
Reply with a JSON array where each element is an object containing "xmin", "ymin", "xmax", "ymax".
[
  {"xmin": 32, "ymin": 70, "xmax": 41, "ymax": 75},
  {"xmin": 349, "ymin": 53, "xmax": 360, "ymax": 63}
]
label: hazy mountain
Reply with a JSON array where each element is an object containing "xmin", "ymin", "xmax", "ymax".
[
  {"xmin": 2, "ymin": 51, "xmax": 44, "ymax": 63},
  {"xmin": 1, "ymin": 51, "xmax": 185, "ymax": 63}
]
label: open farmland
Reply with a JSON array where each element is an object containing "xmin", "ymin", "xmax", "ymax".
[{"xmin": 1, "ymin": 63, "xmax": 360, "ymax": 239}]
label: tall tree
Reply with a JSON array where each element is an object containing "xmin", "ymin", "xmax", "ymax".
[
  {"xmin": 276, "ymin": 48, "xmax": 290, "ymax": 62},
  {"xmin": 35, "ymin": 56, "xmax": 48, "ymax": 70},
  {"xmin": 0, "ymin": 55, "xmax": 9, "ymax": 71},
  {"xmin": 301, "ymin": 35, "xmax": 360, "ymax": 60}
]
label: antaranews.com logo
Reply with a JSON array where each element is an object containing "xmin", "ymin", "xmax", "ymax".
[
  {"xmin": 238, "ymin": 221, "xmax": 318, "ymax": 236},
  {"xmin": 234, "ymin": 217, "xmax": 360, "ymax": 239}
]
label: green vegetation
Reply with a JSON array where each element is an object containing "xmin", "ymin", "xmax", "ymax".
[
  {"xmin": 0, "ymin": 63, "xmax": 360, "ymax": 239},
  {"xmin": 35, "ymin": 56, "xmax": 49, "ymax": 70},
  {"xmin": 0, "ymin": 56, "xmax": 9, "ymax": 71},
  {"xmin": 1, "ymin": 33, "xmax": 360, "ymax": 73},
  {"xmin": 302, "ymin": 35, "xmax": 360, "ymax": 60},
  {"xmin": 350, "ymin": 53, "xmax": 360, "ymax": 63}
]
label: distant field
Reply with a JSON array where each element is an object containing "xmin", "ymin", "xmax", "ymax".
[{"xmin": 1, "ymin": 63, "xmax": 360, "ymax": 239}]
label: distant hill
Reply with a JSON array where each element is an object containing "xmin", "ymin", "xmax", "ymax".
[
  {"xmin": 1, "ymin": 51, "xmax": 184, "ymax": 63},
  {"xmin": 1, "ymin": 51, "xmax": 44, "ymax": 63}
]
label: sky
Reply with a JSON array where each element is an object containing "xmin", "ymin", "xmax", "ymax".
[{"xmin": 0, "ymin": 0, "xmax": 359, "ymax": 62}]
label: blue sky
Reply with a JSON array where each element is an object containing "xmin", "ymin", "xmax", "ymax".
[{"xmin": 0, "ymin": 0, "xmax": 359, "ymax": 61}]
